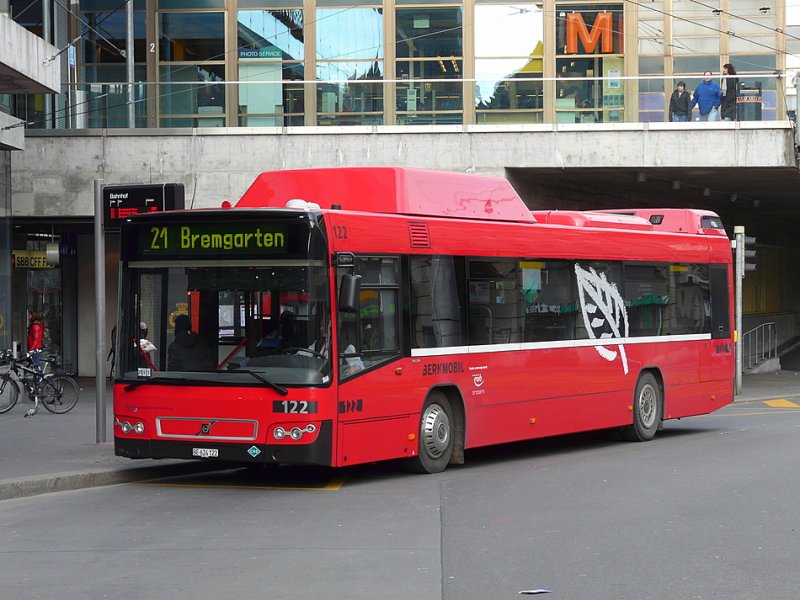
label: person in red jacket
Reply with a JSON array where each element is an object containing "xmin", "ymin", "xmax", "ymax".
[{"xmin": 27, "ymin": 310, "xmax": 45, "ymax": 370}]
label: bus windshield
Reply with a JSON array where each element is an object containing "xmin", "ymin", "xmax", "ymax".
[{"xmin": 118, "ymin": 213, "xmax": 331, "ymax": 386}]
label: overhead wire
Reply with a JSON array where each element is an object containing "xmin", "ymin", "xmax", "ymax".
[
  {"xmin": 626, "ymin": 0, "xmax": 793, "ymax": 57},
  {"xmin": 681, "ymin": 0, "xmax": 798, "ymax": 42}
]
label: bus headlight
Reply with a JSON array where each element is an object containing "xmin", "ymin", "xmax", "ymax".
[
  {"xmin": 116, "ymin": 418, "xmax": 145, "ymax": 435},
  {"xmin": 272, "ymin": 423, "xmax": 319, "ymax": 442}
]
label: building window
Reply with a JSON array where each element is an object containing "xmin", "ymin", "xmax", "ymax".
[
  {"xmin": 316, "ymin": 7, "xmax": 384, "ymax": 125},
  {"xmin": 555, "ymin": 2, "xmax": 624, "ymax": 123},
  {"xmin": 237, "ymin": 9, "xmax": 305, "ymax": 126},
  {"xmin": 158, "ymin": 12, "xmax": 226, "ymax": 127},
  {"xmin": 396, "ymin": 6, "xmax": 463, "ymax": 125},
  {"xmin": 80, "ymin": 0, "xmax": 147, "ymax": 128},
  {"xmin": 475, "ymin": 4, "xmax": 543, "ymax": 124}
]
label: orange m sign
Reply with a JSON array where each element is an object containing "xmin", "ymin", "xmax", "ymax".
[{"xmin": 566, "ymin": 11, "xmax": 614, "ymax": 54}]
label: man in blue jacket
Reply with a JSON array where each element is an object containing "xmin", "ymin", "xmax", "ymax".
[{"xmin": 692, "ymin": 72, "xmax": 722, "ymax": 121}]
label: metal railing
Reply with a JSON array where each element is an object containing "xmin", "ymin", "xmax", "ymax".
[
  {"xmin": 742, "ymin": 322, "xmax": 777, "ymax": 370},
  {"xmin": 5, "ymin": 73, "xmax": 791, "ymax": 131}
]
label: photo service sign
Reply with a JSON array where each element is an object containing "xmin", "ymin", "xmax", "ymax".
[{"xmin": 103, "ymin": 183, "xmax": 185, "ymax": 231}]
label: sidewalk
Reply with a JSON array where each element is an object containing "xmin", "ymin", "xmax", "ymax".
[
  {"xmin": 0, "ymin": 378, "xmax": 221, "ymax": 501},
  {"xmin": 1, "ymin": 372, "xmax": 799, "ymax": 501}
]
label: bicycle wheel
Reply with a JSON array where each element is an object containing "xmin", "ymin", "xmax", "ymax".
[
  {"xmin": 40, "ymin": 375, "xmax": 80, "ymax": 414},
  {"xmin": 0, "ymin": 374, "xmax": 20, "ymax": 414}
]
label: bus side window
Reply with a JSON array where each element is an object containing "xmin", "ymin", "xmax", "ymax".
[
  {"xmin": 338, "ymin": 256, "xmax": 401, "ymax": 378},
  {"xmin": 467, "ymin": 258, "xmax": 522, "ymax": 345},
  {"xmin": 709, "ymin": 265, "xmax": 730, "ymax": 339},
  {"xmin": 410, "ymin": 256, "xmax": 464, "ymax": 349}
]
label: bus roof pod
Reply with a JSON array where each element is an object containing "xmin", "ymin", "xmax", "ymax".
[
  {"xmin": 530, "ymin": 210, "xmax": 654, "ymax": 230},
  {"xmin": 236, "ymin": 167, "xmax": 536, "ymax": 223},
  {"xmin": 592, "ymin": 208, "xmax": 728, "ymax": 235}
]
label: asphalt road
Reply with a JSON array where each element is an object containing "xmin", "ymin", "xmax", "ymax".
[{"xmin": 1, "ymin": 400, "xmax": 799, "ymax": 600}]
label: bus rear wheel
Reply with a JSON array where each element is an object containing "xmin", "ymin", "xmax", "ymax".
[
  {"xmin": 407, "ymin": 391, "xmax": 454, "ymax": 474},
  {"xmin": 621, "ymin": 372, "xmax": 662, "ymax": 442}
]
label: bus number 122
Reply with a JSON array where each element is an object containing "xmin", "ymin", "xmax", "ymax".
[{"xmin": 274, "ymin": 400, "xmax": 316, "ymax": 414}]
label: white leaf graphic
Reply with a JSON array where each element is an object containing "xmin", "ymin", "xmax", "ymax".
[{"xmin": 575, "ymin": 263, "xmax": 629, "ymax": 374}]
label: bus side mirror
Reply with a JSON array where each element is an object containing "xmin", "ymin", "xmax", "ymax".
[{"xmin": 338, "ymin": 274, "xmax": 362, "ymax": 313}]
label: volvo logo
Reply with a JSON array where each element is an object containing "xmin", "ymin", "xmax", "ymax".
[{"xmin": 196, "ymin": 420, "xmax": 218, "ymax": 436}]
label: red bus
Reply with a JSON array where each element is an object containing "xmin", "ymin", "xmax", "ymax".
[{"xmin": 114, "ymin": 167, "xmax": 734, "ymax": 473}]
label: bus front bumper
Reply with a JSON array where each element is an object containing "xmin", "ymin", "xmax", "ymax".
[{"xmin": 115, "ymin": 420, "xmax": 333, "ymax": 466}]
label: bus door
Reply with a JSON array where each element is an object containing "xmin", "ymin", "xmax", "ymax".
[{"xmin": 334, "ymin": 255, "xmax": 407, "ymax": 466}]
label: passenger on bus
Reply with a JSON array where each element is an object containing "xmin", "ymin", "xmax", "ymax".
[
  {"xmin": 338, "ymin": 321, "xmax": 364, "ymax": 376},
  {"xmin": 168, "ymin": 314, "xmax": 215, "ymax": 371},
  {"xmin": 308, "ymin": 320, "xmax": 330, "ymax": 357},
  {"xmin": 137, "ymin": 322, "xmax": 157, "ymax": 359},
  {"xmin": 308, "ymin": 320, "xmax": 363, "ymax": 375},
  {"xmin": 257, "ymin": 310, "xmax": 296, "ymax": 352}
]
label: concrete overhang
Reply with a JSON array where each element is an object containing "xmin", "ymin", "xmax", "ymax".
[
  {"xmin": 0, "ymin": 110, "xmax": 24, "ymax": 149},
  {"xmin": 13, "ymin": 123, "xmax": 800, "ymax": 243},
  {"xmin": 0, "ymin": 15, "xmax": 61, "ymax": 94}
]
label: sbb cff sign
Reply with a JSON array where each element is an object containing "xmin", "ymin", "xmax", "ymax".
[{"xmin": 103, "ymin": 183, "xmax": 185, "ymax": 231}]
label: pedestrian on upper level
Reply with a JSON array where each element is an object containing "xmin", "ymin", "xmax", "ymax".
[
  {"xmin": 692, "ymin": 72, "xmax": 721, "ymax": 121},
  {"xmin": 720, "ymin": 63, "xmax": 739, "ymax": 121},
  {"xmin": 668, "ymin": 81, "xmax": 691, "ymax": 122}
]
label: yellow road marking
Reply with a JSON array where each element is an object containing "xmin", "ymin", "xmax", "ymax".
[
  {"xmin": 698, "ymin": 409, "xmax": 800, "ymax": 417},
  {"xmin": 764, "ymin": 399, "xmax": 800, "ymax": 408}
]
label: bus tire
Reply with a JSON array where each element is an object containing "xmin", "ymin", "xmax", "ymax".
[
  {"xmin": 407, "ymin": 391, "xmax": 454, "ymax": 474},
  {"xmin": 621, "ymin": 372, "xmax": 662, "ymax": 442}
]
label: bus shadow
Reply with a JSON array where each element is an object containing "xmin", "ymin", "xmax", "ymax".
[
  {"xmin": 145, "ymin": 425, "xmax": 722, "ymax": 489},
  {"xmin": 337, "ymin": 423, "xmax": 723, "ymax": 486}
]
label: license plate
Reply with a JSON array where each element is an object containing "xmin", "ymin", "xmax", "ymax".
[{"xmin": 192, "ymin": 448, "xmax": 219, "ymax": 458}]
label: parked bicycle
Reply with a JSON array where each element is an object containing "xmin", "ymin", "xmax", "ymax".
[{"xmin": 0, "ymin": 350, "xmax": 80, "ymax": 416}]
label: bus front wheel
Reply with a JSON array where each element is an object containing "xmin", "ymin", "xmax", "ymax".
[
  {"xmin": 407, "ymin": 391, "xmax": 454, "ymax": 474},
  {"xmin": 621, "ymin": 372, "xmax": 662, "ymax": 442}
]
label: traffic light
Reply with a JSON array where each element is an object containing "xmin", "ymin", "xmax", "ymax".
[{"xmin": 733, "ymin": 225, "xmax": 756, "ymax": 277}]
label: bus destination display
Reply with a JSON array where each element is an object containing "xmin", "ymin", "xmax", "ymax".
[{"xmin": 139, "ymin": 223, "xmax": 289, "ymax": 257}]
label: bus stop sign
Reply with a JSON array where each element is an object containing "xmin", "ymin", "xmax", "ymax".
[{"xmin": 102, "ymin": 183, "xmax": 185, "ymax": 232}]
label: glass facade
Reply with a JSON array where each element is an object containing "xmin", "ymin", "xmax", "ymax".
[{"xmin": 8, "ymin": 0, "xmax": 789, "ymax": 127}]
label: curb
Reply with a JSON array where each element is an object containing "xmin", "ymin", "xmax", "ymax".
[{"xmin": 0, "ymin": 461, "xmax": 232, "ymax": 502}]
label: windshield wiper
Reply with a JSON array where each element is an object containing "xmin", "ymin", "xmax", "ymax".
[
  {"xmin": 231, "ymin": 369, "xmax": 289, "ymax": 396},
  {"xmin": 124, "ymin": 371, "xmax": 289, "ymax": 395}
]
